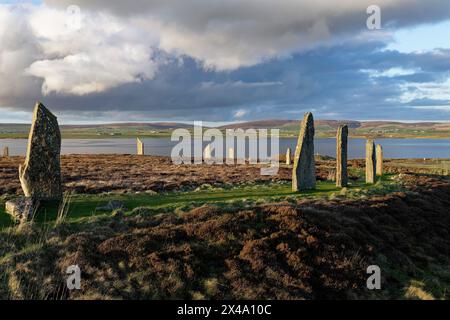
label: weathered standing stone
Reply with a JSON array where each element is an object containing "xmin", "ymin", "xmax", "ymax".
[
  {"xmin": 292, "ymin": 112, "xmax": 316, "ymax": 191},
  {"xmin": 365, "ymin": 139, "xmax": 377, "ymax": 184},
  {"xmin": 137, "ymin": 138, "xmax": 144, "ymax": 155},
  {"xmin": 376, "ymin": 144, "xmax": 383, "ymax": 176},
  {"xmin": 286, "ymin": 148, "xmax": 292, "ymax": 165},
  {"xmin": 19, "ymin": 102, "xmax": 62, "ymax": 200},
  {"xmin": 3, "ymin": 147, "xmax": 9, "ymax": 157},
  {"xmin": 336, "ymin": 125, "xmax": 348, "ymax": 187}
]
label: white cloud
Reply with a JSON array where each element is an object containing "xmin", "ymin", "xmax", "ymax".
[
  {"xmin": 45, "ymin": 0, "xmax": 450, "ymax": 70},
  {"xmin": 362, "ymin": 67, "xmax": 419, "ymax": 78},
  {"xmin": 2, "ymin": 0, "xmax": 450, "ymax": 110},
  {"xmin": 200, "ymin": 81, "xmax": 283, "ymax": 90},
  {"xmin": 234, "ymin": 109, "xmax": 248, "ymax": 118},
  {"xmin": 0, "ymin": 5, "xmax": 41, "ymax": 106},
  {"xmin": 412, "ymin": 105, "xmax": 450, "ymax": 111},
  {"xmin": 400, "ymin": 78, "xmax": 450, "ymax": 102},
  {"xmin": 0, "ymin": 4, "xmax": 158, "ymax": 99}
]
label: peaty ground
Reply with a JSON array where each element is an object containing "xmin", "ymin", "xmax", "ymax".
[
  {"xmin": 0, "ymin": 155, "xmax": 295, "ymax": 195},
  {"xmin": 0, "ymin": 155, "xmax": 449, "ymax": 299}
]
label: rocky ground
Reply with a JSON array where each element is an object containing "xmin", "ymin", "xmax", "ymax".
[
  {"xmin": 0, "ymin": 174, "xmax": 449, "ymax": 300},
  {"xmin": 2, "ymin": 155, "xmax": 443, "ymax": 196},
  {"xmin": 0, "ymin": 155, "xmax": 343, "ymax": 195},
  {"xmin": 0, "ymin": 155, "xmax": 449, "ymax": 300}
]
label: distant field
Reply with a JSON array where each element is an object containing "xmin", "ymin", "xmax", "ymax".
[{"xmin": 1, "ymin": 119, "xmax": 450, "ymax": 139}]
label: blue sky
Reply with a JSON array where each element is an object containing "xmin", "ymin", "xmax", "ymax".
[
  {"xmin": 387, "ymin": 20, "xmax": 450, "ymax": 53},
  {"xmin": 1, "ymin": 0, "xmax": 450, "ymax": 123}
]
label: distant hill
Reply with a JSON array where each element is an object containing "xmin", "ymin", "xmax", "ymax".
[
  {"xmin": 0, "ymin": 119, "xmax": 449, "ymax": 138},
  {"xmin": 219, "ymin": 119, "xmax": 450, "ymax": 138},
  {"xmin": 220, "ymin": 119, "xmax": 361, "ymax": 130},
  {"xmin": 0, "ymin": 122, "xmax": 192, "ymax": 130},
  {"xmin": 0, "ymin": 122, "xmax": 193, "ymax": 138},
  {"xmin": 219, "ymin": 120, "xmax": 298, "ymax": 130},
  {"xmin": 220, "ymin": 119, "xmax": 449, "ymax": 130}
]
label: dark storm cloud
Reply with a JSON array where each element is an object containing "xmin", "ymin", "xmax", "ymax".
[
  {"xmin": 42, "ymin": 0, "xmax": 450, "ymax": 70},
  {"xmin": 18, "ymin": 41, "xmax": 449, "ymax": 122},
  {"xmin": 2, "ymin": 1, "xmax": 450, "ymax": 121}
]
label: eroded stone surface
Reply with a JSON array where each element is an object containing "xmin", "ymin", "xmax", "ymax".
[
  {"xmin": 286, "ymin": 148, "xmax": 292, "ymax": 165},
  {"xmin": 365, "ymin": 139, "xmax": 376, "ymax": 184},
  {"xmin": 336, "ymin": 125, "xmax": 348, "ymax": 187},
  {"xmin": 137, "ymin": 138, "xmax": 144, "ymax": 155},
  {"xmin": 376, "ymin": 144, "xmax": 383, "ymax": 176},
  {"xmin": 19, "ymin": 102, "xmax": 62, "ymax": 200},
  {"xmin": 292, "ymin": 112, "xmax": 316, "ymax": 191},
  {"xmin": 5, "ymin": 198, "xmax": 36, "ymax": 223}
]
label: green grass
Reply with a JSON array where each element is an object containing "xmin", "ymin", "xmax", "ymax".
[
  {"xmin": 387, "ymin": 159, "xmax": 450, "ymax": 175},
  {"xmin": 368, "ymin": 254, "xmax": 450, "ymax": 300},
  {"xmin": 2, "ymin": 126, "xmax": 450, "ymax": 139},
  {"xmin": 0, "ymin": 203, "xmax": 12, "ymax": 228},
  {"xmin": 0, "ymin": 178, "xmax": 400, "ymax": 230}
]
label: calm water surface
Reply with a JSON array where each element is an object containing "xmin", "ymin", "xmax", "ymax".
[{"xmin": 1, "ymin": 138, "xmax": 449, "ymax": 159}]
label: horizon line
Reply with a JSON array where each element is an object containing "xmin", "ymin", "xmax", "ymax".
[{"xmin": 1, "ymin": 118, "xmax": 450, "ymax": 126}]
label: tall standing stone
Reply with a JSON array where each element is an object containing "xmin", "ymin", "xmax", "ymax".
[
  {"xmin": 376, "ymin": 144, "xmax": 383, "ymax": 176},
  {"xmin": 3, "ymin": 147, "xmax": 9, "ymax": 157},
  {"xmin": 137, "ymin": 138, "xmax": 144, "ymax": 155},
  {"xmin": 336, "ymin": 125, "xmax": 348, "ymax": 187},
  {"xmin": 365, "ymin": 139, "xmax": 376, "ymax": 184},
  {"xmin": 19, "ymin": 102, "xmax": 62, "ymax": 200},
  {"xmin": 286, "ymin": 148, "xmax": 292, "ymax": 165},
  {"xmin": 292, "ymin": 112, "xmax": 316, "ymax": 191}
]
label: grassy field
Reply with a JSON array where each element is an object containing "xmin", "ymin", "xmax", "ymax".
[
  {"xmin": 386, "ymin": 159, "xmax": 450, "ymax": 175},
  {"xmin": 1, "ymin": 163, "xmax": 449, "ymax": 300},
  {"xmin": 0, "ymin": 177, "xmax": 399, "ymax": 229},
  {"xmin": 1, "ymin": 172, "xmax": 448, "ymax": 300},
  {"xmin": 1, "ymin": 125, "xmax": 450, "ymax": 139},
  {"xmin": 1, "ymin": 132, "xmax": 449, "ymax": 139},
  {"xmin": 1, "ymin": 156, "xmax": 448, "ymax": 300}
]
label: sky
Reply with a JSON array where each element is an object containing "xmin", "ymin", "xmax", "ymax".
[{"xmin": 1, "ymin": 0, "xmax": 450, "ymax": 124}]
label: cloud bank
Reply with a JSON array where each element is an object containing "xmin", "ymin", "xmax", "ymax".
[
  {"xmin": 45, "ymin": 0, "xmax": 450, "ymax": 70},
  {"xmin": 1, "ymin": 4, "xmax": 157, "ymax": 98},
  {"xmin": 1, "ymin": 0, "xmax": 450, "ymax": 122}
]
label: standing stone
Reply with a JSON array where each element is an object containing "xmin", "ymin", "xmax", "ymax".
[
  {"xmin": 19, "ymin": 102, "xmax": 62, "ymax": 200},
  {"xmin": 365, "ymin": 139, "xmax": 377, "ymax": 184},
  {"xmin": 376, "ymin": 144, "xmax": 383, "ymax": 176},
  {"xmin": 137, "ymin": 138, "xmax": 144, "ymax": 155},
  {"xmin": 204, "ymin": 144, "xmax": 212, "ymax": 160},
  {"xmin": 336, "ymin": 125, "xmax": 348, "ymax": 187},
  {"xmin": 286, "ymin": 148, "xmax": 292, "ymax": 165},
  {"xmin": 292, "ymin": 112, "xmax": 316, "ymax": 191},
  {"xmin": 3, "ymin": 147, "xmax": 9, "ymax": 157}
]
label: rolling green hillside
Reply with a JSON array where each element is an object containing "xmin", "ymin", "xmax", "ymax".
[{"xmin": 1, "ymin": 120, "xmax": 449, "ymax": 139}]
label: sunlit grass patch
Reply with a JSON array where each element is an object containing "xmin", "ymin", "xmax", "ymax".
[
  {"xmin": 0, "ymin": 177, "xmax": 404, "ymax": 230},
  {"xmin": 404, "ymin": 280, "xmax": 435, "ymax": 300}
]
